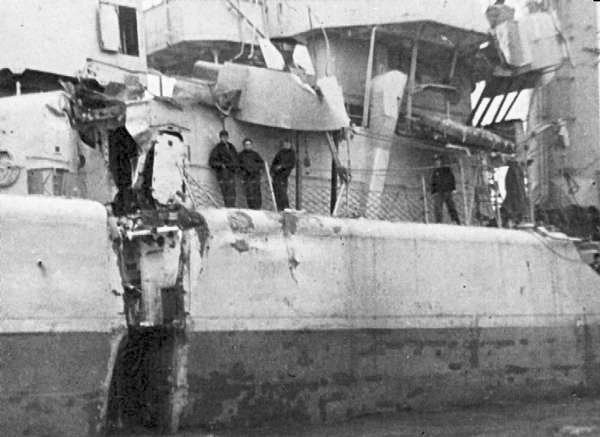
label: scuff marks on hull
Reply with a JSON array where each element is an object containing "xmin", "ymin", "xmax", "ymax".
[{"xmin": 180, "ymin": 325, "xmax": 600, "ymax": 430}]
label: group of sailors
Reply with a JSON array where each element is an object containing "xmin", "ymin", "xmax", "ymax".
[
  {"xmin": 209, "ymin": 130, "xmax": 296, "ymax": 211},
  {"xmin": 209, "ymin": 132, "xmax": 463, "ymax": 225}
]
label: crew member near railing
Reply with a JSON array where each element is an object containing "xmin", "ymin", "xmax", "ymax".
[
  {"xmin": 431, "ymin": 155, "xmax": 460, "ymax": 225},
  {"xmin": 270, "ymin": 140, "xmax": 296, "ymax": 211},
  {"xmin": 238, "ymin": 137, "xmax": 265, "ymax": 210},
  {"xmin": 209, "ymin": 130, "xmax": 239, "ymax": 207}
]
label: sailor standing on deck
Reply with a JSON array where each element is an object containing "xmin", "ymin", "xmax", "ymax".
[
  {"xmin": 270, "ymin": 139, "xmax": 296, "ymax": 211},
  {"xmin": 209, "ymin": 130, "xmax": 238, "ymax": 207},
  {"xmin": 431, "ymin": 155, "xmax": 460, "ymax": 225},
  {"xmin": 238, "ymin": 138, "xmax": 265, "ymax": 210}
]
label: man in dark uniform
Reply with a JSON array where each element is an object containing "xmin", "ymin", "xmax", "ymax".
[
  {"xmin": 503, "ymin": 160, "xmax": 528, "ymax": 226},
  {"xmin": 209, "ymin": 130, "xmax": 238, "ymax": 207},
  {"xmin": 270, "ymin": 139, "xmax": 296, "ymax": 211},
  {"xmin": 238, "ymin": 138, "xmax": 265, "ymax": 209},
  {"xmin": 431, "ymin": 155, "xmax": 460, "ymax": 224},
  {"xmin": 591, "ymin": 253, "xmax": 600, "ymax": 275},
  {"xmin": 108, "ymin": 126, "xmax": 139, "ymax": 215}
]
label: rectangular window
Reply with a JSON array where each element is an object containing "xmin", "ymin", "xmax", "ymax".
[
  {"xmin": 53, "ymin": 169, "xmax": 67, "ymax": 196},
  {"xmin": 27, "ymin": 169, "xmax": 68, "ymax": 196},
  {"xmin": 118, "ymin": 6, "xmax": 139, "ymax": 56},
  {"xmin": 345, "ymin": 103, "xmax": 363, "ymax": 127},
  {"xmin": 98, "ymin": 3, "xmax": 139, "ymax": 56},
  {"xmin": 27, "ymin": 169, "xmax": 46, "ymax": 195}
]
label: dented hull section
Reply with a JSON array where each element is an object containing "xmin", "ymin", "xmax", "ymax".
[
  {"xmin": 4, "ymin": 196, "xmax": 600, "ymax": 434},
  {"xmin": 179, "ymin": 209, "xmax": 600, "ymax": 429}
]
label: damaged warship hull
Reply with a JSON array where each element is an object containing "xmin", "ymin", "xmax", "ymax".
[
  {"xmin": 179, "ymin": 208, "xmax": 600, "ymax": 429},
  {"xmin": 4, "ymin": 194, "xmax": 600, "ymax": 435},
  {"xmin": 1, "ymin": 0, "xmax": 596, "ymax": 434}
]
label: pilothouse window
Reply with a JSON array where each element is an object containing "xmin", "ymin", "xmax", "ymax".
[
  {"xmin": 118, "ymin": 6, "xmax": 139, "ymax": 56},
  {"xmin": 99, "ymin": 3, "xmax": 139, "ymax": 56},
  {"xmin": 27, "ymin": 168, "xmax": 68, "ymax": 196}
]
